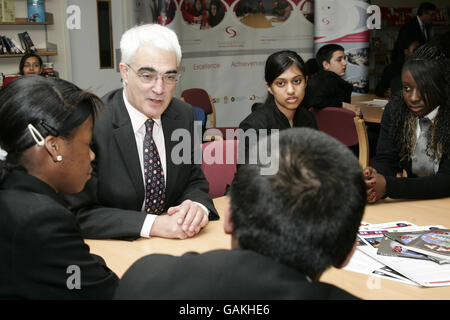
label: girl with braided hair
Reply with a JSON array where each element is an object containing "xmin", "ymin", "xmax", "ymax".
[{"xmin": 364, "ymin": 44, "xmax": 450, "ymax": 203}]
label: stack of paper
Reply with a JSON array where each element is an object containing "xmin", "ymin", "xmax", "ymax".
[
  {"xmin": 359, "ymin": 99, "xmax": 388, "ymax": 107},
  {"xmin": 344, "ymin": 221, "xmax": 450, "ymax": 287}
]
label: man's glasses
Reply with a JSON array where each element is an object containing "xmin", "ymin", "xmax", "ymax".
[{"xmin": 127, "ymin": 64, "xmax": 180, "ymax": 86}]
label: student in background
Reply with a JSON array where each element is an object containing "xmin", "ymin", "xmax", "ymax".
[
  {"xmin": 364, "ymin": 44, "xmax": 450, "ymax": 203},
  {"xmin": 375, "ymin": 35, "xmax": 421, "ymax": 99},
  {"xmin": 0, "ymin": 76, "xmax": 118, "ymax": 299},
  {"xmin": 115, "ymin": 128, "xmax": 366, "ymax": 299},
  {"xmin": 19, "ymin": 53, "xmax": 42, "ymax": 76},
  {"xmin": 240, "ymin": 50, "xmax": 316, "ymax": 133},
  {"xmin": 304, "ymin": 44, "xmax": 353, "ymax": 110},
  {"xmin": 239, "ymin": 50, "xmax": 316, "ymax": 162}
]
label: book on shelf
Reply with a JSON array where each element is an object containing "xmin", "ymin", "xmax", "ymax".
[
  {"xmin": 0, "ymin": 0, "xmax": 15, "ymax": 23},
  {"xmin": 10, "ymin": 38, "xmax": 25, "ymax": 53},
  {"xmin": 3, "ymin": 36, "xmax": 22, "ymax": 54},
  {"xmin": 41, "ymin": 62, "xmax": 59, "ymax": 78},
  {"xmin": 20, "ymin": 32, "xmax": 38, "ymax": 53},
  {"xmin": 0, "ymin": 36, "xmax": 8, "ymax": 54},
  {"xmin": 27, "ymin": 0, "xmax": 45, "ymax": 23}
]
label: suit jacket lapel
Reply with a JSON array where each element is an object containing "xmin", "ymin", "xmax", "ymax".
[
  {"xmin": 111, "ymin": 90, "xmax": 145, "ymax": 204},
  {"xmin": 161, "ymin": 99, "xmax": 186, "ymax": 206}
]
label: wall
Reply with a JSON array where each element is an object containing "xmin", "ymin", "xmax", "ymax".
[{"xmin": 66, "ymin": 0, "xmax": 125, "ymax": 97}]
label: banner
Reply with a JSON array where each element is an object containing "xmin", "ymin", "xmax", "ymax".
[
  {"xmin": 314, "ymin": 0, "xmax": 370, "ymax": 94},
  {"xmin": 134, "ymin": 0, "xmax": 315, "ymax": 126}
]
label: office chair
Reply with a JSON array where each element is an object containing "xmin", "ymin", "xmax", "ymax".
[{"xmin": 181, "ymin": 88, "xmax": 216, "ymax": 128}]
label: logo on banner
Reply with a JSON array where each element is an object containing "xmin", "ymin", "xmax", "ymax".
[{"xmin": 225, "ymin": 26, "xmax": 237, "ymax": 38}]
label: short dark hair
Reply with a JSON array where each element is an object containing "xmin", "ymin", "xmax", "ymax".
[
  {"xmin": 19, "ymin": 53, "xmax": 43, "ymax": 75},
  {"xmin": 316, "ymin": 44, "xmax": 345, "ymax": 70},
  {"xmin": 305, "ymin": 58, "xmax": 319, "ymax": 77},
  {"xmin": 417, "ymin": 2, "xmax": 436, "ymax": 16},
  {"xmin": 230, "ymin": 128, "xmax": 366, "ymax": 279},
  {"xmin": 0, "ymin": 76, "xmax": 102, "ymax": 180}
]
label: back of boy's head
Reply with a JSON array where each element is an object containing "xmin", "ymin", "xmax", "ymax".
[
  {"xmin": 230, "ymin": 128, "xmax": 366, "ymax": 279},
  {"xmin": 316, "ymin": 44, "xmax": 345, "ymax": 70}
]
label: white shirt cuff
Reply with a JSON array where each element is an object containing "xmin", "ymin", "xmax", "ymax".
[
  {"xmin": 194, "ymin": 201, "xmax": 210, "ymax": 218},
  {"xmin": 140, "ymin": 214, "xmax": 157, "ymax": 238}
]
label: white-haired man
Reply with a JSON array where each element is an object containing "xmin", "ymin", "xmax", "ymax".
[{"xmin": 64, "ymin": 24, "xmax": 218, "ymax": 240}]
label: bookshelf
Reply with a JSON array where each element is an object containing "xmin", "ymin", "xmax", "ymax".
[
  {"xmin": 0, "ymin": 11, "xmax": 57, "ymax": 59},
  {"xmin": 0, "ymin": 49, "xmax": 57, "ymax": 58}
]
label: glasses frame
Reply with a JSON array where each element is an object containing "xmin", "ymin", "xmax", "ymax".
[{"xmin": 126, "ymin": 64, "xmax": 180, "ymax": 86}]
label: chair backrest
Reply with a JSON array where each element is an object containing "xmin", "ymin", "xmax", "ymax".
[
  {"xmin": 181, "ymin": 88, "xmax": 216, "ymax": 128},
  {"xmin": 353, "ymin": 116, "xmax": 370, "ymax": 168},
  {"xmin": 309, "ymin": 107, "xmax": 358, "ymax": 147},
  {"xmin": 201, "ymin": 140, "xmax": 238, "ymax": 198}
]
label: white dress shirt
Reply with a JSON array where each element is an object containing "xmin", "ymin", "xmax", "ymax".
[
  {"xmin": 0, "ymin": 147, "xmax": 6, "ymax": 161},
  {"xmin": 417, "ymin": 15, "xmax": 428, "ymax": 40},
  {"xmin": 122, "ymin": 91, "xmax": 208, "ymax": 238}
]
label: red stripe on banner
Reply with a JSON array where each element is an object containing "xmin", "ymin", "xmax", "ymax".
[{"xmin": 321, "ymin": 31, "xmax": 370, "ymax": 43}]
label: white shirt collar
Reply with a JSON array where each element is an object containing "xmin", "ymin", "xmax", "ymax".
[
  {"xmin": 425, "ymin": 106, "xmax": 439, "ymax": 122},
  {"xmin": 417, "ymin": 15, "xmax": 424, "ymax": 30},
  {"xmin": 122, "ymin": 90, "xmax": 162, "ymax": 134}
]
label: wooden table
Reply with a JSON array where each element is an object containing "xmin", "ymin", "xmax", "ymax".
[
  {"xmin": 85, "ymin": 196, "xmax": 450, "ymax": 300},
  {"xmin": 85, "ymin": 196, "xmax": 231, "ymax": 278},
  {"xmin": 351, "ymin": 94, "xmax": 387, "ymax": 124}
]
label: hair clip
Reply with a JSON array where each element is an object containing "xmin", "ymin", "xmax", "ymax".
[{"xmin": 27, "ymin": 124, "xmax": 45, "ymax": 147}]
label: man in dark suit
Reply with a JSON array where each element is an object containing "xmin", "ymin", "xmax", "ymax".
[
  {"xmin": 392, "ymin": 2, "xmax": 436, "ymax": 62},
  {"xmin": 64, "ymin": 24, "xmax": 218, "ymax": 240},
  {"xmin": 115, "ymin": 128, "xmax": 366, "ymax": 299}
]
